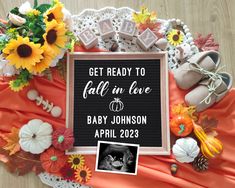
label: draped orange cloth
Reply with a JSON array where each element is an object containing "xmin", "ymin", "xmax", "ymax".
[{"xmin": 0, "ymin": 47, "xmax": 235, "ymax": 188}]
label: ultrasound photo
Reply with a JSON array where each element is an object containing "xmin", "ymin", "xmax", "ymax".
[{"xmin": 96, "ymin": 141, "xmax": 139, "ymax": 175}]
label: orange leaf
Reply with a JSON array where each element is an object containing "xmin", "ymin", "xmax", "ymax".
[
  {"xmin": 198, "ymin": 115, "xmax": 218, "ymax": 134},
  {"xmin": 171, "ymin": 103, "xmax": 198, "ymax": 121},
  {"xmin": 0, "ymin": 127, "xmax": 20, "ymax": 155}
]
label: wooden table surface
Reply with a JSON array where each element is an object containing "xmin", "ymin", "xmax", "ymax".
[{"xmin": 0, "ymin": 0, "xmax": 234, "ymax": 187}]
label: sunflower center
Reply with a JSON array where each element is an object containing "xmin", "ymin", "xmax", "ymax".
[
  {"xmin": 73, "ymin": 158, "xmax": 80, "ymax": 165},
  {"xmin": 46, "ymin": 29, "xmax": 57, "ymax": 44},
  {"xmin": 17, "ymin": 44, "xmax": 32, "ymax": 58},
  {"xmin": 173, "ymin": 34, "xmax": 179, "ymax": 41},
  {"xmin": 80, "ymin": 170, "xmax": 87, "ymax": 178},
  {"xmin": 47, "ymin": 13, "xmax": 55, "ymax": 21}
]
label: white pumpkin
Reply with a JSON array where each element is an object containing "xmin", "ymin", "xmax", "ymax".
[
  {"xmin": 19, "ymin": 119, "xmax": 53, "ymax": 154},
  {"xmin": 172, "ymin": 137, "xmax": 200, "ymax": 163}
]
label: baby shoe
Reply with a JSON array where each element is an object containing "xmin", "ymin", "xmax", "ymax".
[
  {"xmin": 174, "ymin": 50, "xmax": 220, "ymax": 90},
  {"xmin": 185, "ymin": 72, "xmax": 233, "ymax": 112}
]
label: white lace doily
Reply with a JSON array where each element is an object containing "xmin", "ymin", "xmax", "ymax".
[
  {"xmin": 39, "ymin": 173, "xmax": 91, "ymax": 188},
  {"xmin": 38, "ymin": 7, "xmax": 198, "ymax": 188}
]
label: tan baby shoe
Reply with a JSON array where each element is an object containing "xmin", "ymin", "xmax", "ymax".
[
  {"xmin": 185, "ymin": 72, "xmax": 233, "ymax": 112},
  {"xmin": 174, "ymin": 51, "xmax": 220, "ymax": 90}
]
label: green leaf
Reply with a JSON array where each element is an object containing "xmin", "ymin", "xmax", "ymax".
[
  {"xmin": 33, "ymin": 0, "xmax": 38, "ymax": 8},
  {"xmin": 32, "ymin": 37, "xmax": 40, "ymax": 42},
  {"xmin": 10, "ymin": 7, "xmax": 20, "ymax": 15},
  {"xmin": 36, "ymin": 4, "xmax": 51, "ymax": 14}
]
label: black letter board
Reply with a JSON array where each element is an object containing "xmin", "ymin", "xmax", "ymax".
[{"xmin": 66, "ymin": 52, "xmax": 170, "ymax": 155}]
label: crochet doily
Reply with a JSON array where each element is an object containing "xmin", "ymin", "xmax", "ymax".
[
  {"xmin": 39, "ymin": 173, "xmax": 91, "ymax": 188},
  {"xmin": 38, "ymin": 7, "xmax": 198, "ymax": 188}
]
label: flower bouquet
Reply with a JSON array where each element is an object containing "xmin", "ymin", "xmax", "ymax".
[{"xmin": 0, "ymin": 0, "xmax": 75, "ymax": 91}]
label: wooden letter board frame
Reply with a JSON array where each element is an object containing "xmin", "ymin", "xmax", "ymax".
[{"xmin": 66, "ymin": 52, "xmax": 170, "ymax": 155}]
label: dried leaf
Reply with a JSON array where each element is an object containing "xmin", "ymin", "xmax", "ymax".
[
  {"xmin": 0, "ymin": 127, "xmax": 20, "ymax": 155},
  {"xmin": 43, "ymin": 68, "xmax": 53, "ymax": 81},
  {"xmin": 0, "ymin": 149, "xmax": 44, "ymax": 176},
  {"xmin": 57, "ymin": 58, "xmax": 67, "ymax": 81},
  {"xmin": 198, "ymin": 115, "xmax": 218, "ymax": 133},
  {"xmin": 171, "ymin": 103, "xmax": 198, "ymax": 121},
  {"xmin": 132, "ymin": 6, "xmax": 161, "ymax": 36},
  {"xmin": 194, "ymin": 33, "xmax": 219, "ymax": 52}
]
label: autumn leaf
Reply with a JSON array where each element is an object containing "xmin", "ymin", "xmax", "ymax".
[
  {"xmin": 171, "ymin": 103, "xmax": 198, "ymax": 121},
  {"xmin": 0, "ymin": 148, "xmax": 44, "ymax": 176},
  {"xmin": 133, "ymin": 6, "xmax": 152, "ymax": 24},
  {"xmin": 198, "ymin": 115, "xmax": 218, "ymax": 134},
  {"xmin": 57, "ymin": 58, "xmax": 67, "ymax": 81},
  {"xmin": 194, "ymin": 33, "xmax": 219, "ymax": 52},
  {"xmin": 0, "ymin": 127, "xmax": 20, "ymax": 155}
]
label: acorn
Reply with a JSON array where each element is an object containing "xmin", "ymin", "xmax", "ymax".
[
  {"xmin": 110, "ymin": 42, "xmax": 119, "ymax": 52},
  {"xmin": 170, "ymin": 163, "xmax": 178, "ymax": 175}
]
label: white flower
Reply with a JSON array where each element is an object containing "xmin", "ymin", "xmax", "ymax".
[
  {"xmin": 8, "ymin": 13, "xmax": 26, "ymax": 26},
  {"xmin": 50, "ymin": 50, "xmax": 66, "ymax": 67},
  {"xmin": 0, "ymin": 54, "xmax": 17, "ymax": 77},
  {"xmin": 19, "ymin": 1, "xmax": 33, "ymax": 15},
  {"xmin": 62, "ymin": 8, "xmax": 73, "ymax": 31}
]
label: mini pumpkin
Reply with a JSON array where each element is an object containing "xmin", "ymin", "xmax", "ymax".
[
  {"xmin": 170, "ymin": 114, "xmax": 193, "ymax": 137},
  {"xmin": 172, "ymin": 137, "xmax": 200, "ymax": 163},
  {"xmin": 52, "ymin": 127, "xmax": 74, "ymax": 151},
  {"xmin": 194, "ymin": 122, "xmax": 223, "ymax": 158},
  {"xmin": 40, "ymin": 147, "xmax": 67, "ymax": 173},
  {"xmin": 19, "ymin": 119, "xmax": 53, "ymax": 154}
]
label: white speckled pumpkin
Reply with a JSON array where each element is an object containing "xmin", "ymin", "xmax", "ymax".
[
  {"xmin": 172, "ymin": 137, "xmax": 200, "ymax": 163},
  {"xmin": 19, "ymin": 119, "xmax": 53, "ymax": 154}
]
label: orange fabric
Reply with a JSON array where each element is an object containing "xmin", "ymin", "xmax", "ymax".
[{"xmin": 0, "ymin": 46, "xmax": 235, "ymax": 188}]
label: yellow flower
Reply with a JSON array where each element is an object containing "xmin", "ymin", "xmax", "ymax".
[
  {"xmin": 68, "ymin": 154, "xmax": 85, "ymax": 170},
  {"xmin": 43, "ymin": 20, "xmax": 67, "ymax": 57},
  {"xmin": 3, "ymin": 36, "xmax": 43, "ymax": 71},
  {"xmin": 75, "ymin": 165, "xmax": 92, "ymax": 183},
  {"xmin": 167, "ymin": 29, "xmax": 184, "ymax": 46},
  {"xmin": 44, "ymin": 1, "xmax": 63, "ymax": 23},
  {"xmin": 9, "ymin": 80, "xmax": 29, "ymax": 92},
  {"xmin": 29, "ymin": 47, "xmax": 53, "ymax": 74},
  {"xmin": 30, "ymin": 9, "xmax": 41, "ymax": 16}
]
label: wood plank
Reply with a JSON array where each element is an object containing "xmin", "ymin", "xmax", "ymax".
[{"xmin": 0, "ymin": 0, "xmax": 234, "ymax": 187}]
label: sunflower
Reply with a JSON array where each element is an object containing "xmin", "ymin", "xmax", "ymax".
[
  {"xmin": 43, "ymin": 20, "xmax": 67, "ymax": 57},
  {"xmin": 75, "ymin": 165, "xmax": 92, "ymax": 183},
  {"xmin": 9, "ymin": 80, "xmax": 29, "ymax": 92},
  {"xmin": 167, "ymin": 29, "xmax": 184, "ymax": 46},
  {"xmin": 29, "ymin": 47, "xmax": 53, "ymax": 74},
  {"xmin": 68, "ymin": 154, "xmax": 85, "ymax": 170},
  {"xmin": 3, "ymin": 36, "xmax": 43, "ymax": 71},
  {"xmin": 44, "ymin": 1, "xmax": 63, "ymax": 23}
]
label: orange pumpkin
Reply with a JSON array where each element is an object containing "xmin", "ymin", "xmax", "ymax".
[
  {"xmin": 40, "ymin": 147, "xmax": 67, "ymax": 173},
  {"xmin": 194, "ymin": 123, "xmax": 223, "ymax": 158},
  {"xmin": 170, "ymin": 114, "xmax": 193, "ymax": 136}
]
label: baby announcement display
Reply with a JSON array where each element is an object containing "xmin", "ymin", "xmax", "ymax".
[{"xmin": 67, "ymin": 53, "xmax": 170, "ymax": 154}]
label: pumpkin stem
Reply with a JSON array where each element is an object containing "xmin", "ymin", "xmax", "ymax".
[
  {"xmin": 50, "ymin": 156, "xmax": 58, "ymax": 161},
  {"xmin": 114, "ymin": 98, "xmax": 120, "ymax": 102},
  {"xmin": 32, "ymin": 134, "xmax": 37, "ymax": 139},
  {"xmin": 178, "ymin": 124, "xmax": 185, "ymax": 134},
  {"xmin": 58, "ymin": 135, "xmax": 65, "ymax": 143}
]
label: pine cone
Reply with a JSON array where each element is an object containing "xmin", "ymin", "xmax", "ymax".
[{"xmin": 193, "ymin": 154, "xmax": 209, "ymax": 172}]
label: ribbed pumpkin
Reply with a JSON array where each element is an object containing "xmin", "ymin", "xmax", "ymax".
[
  {"xmin": 193, "ymin": 123, "xmax": 223, "ymax": 158},
  {"xmin": 170, "ymin": 114, "xmax": 193, "ymax": 137}
]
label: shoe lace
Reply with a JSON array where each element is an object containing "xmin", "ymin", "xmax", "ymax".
[
  {"xmin": 187, "ymin": 62, "xmax": 226, "ymax": 105},
  {"xmin": 189, "ymin": 62, "xmax": 221, "ymax": 81}
]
